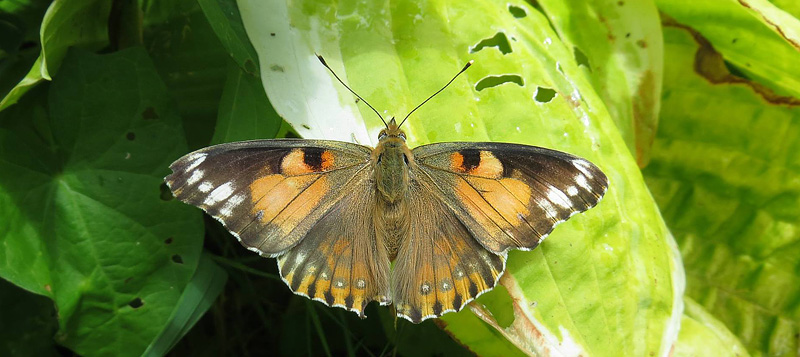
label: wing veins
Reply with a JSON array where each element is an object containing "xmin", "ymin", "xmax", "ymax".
[
  {"xmin": 414, "ymin": 165, "xmax": 518, "ymax": 246},
  {"xmin": 455, "ymin": 174, "xmax": 525, "ymax": 247}
]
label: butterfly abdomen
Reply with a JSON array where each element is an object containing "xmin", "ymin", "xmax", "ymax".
[{"xmin": 374, "ymin": 197, "xmax": 409, "ymax": 261}]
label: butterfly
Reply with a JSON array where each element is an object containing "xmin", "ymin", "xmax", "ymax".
[{"xmin": 165, "ymin": 56, "xmax": 608, "ymax": 323}]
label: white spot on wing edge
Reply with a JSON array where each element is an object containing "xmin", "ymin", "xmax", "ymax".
[
  {"xmin": 204, "ymin": 182, "xmax": 234, "ymax": 205},
  {"xmin": 566, "ymin": 186, "xmax": 579, "ymax": 196},
  {"xmin": 198, "ymin": 181, "xmax": 213, "ymax": 193},
  {"xmin": 572, "ymin": 159, "xmax": 594, "ymax": 179},
  {"xmin": 185, "ymin": 153, "xmax": 207, "ymax": 171},
  {"xmin": 219, "ymin": 193, "xmax": 245, "ymax": 217},
  {"xmin": 537, "ymin": 198, "xmax": 558, "ymax": 219},
  {"xmin": 187, "ymin": 169, "xmax": 204, "ymax": 186},
  {"xmin": 546, "ymin": 185, "xmax": 573, "ymax": 209},
  {"xmin": 575, "ymin": 174, "xmax": 591, "ymax": 191}
]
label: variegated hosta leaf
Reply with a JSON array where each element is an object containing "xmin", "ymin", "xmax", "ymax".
[
  {"xmin": 644, "ymin": 21, "xmax": 800, "ymax": 356},
  {"xmin": 237, "ymin": 0, "xmax": 683, "ymax": 355}
]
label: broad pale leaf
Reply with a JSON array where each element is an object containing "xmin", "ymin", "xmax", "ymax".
[{"xmin": 238, "ymin": 0, "xmax": 684, "ymax": 355}]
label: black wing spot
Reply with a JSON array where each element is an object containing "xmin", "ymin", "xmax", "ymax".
[
  {"xmin": 460, "ymin": 149, "xmax": 481, "ymax": 172},
  {"xmin": 303, "ymin": 147, "xmax": 325, "ymax": 170},
  {"xmin": 433, "ymin": 301, "xmax": 443, "ymax": 316},
  {"xmin": 409, "ymin": 307, "xmax": 423, "ymax": 323},
  {"xmin": 468, "ymin": 281, "xmax": 479, "ymax": 297},
  {"xmin": 453, "ymin": 293, "xmax": 463, "ymax": 310},
  {"xmin": 307, "ymin": 283, "xmax": 317, "ymax": 299}
]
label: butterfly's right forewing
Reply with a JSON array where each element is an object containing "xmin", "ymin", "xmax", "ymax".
[
  {"xmin": 166, "ymin": 139, "xmax": 372, "ymax": 256},
  {"xmin": 412, "ymin": 142, "xmax": 608, "ymax": 255}
]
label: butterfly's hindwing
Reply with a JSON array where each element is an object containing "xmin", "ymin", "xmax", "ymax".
[
  {"xmin": 277, "ymin": 176, "xmax": 391, "ymax": 317},
  {"xmin": 392, "ymin": 178, "xmax": 506, "ymax": 323},
  {"xmin": 165, "ymin": 139, "xmax": 372, "ymax": 256},
  {"xmin": 412, "ymin": 142, "xmax": 608, "ymax": 255}
]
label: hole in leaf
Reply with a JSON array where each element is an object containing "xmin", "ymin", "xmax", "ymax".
[
  {"xmin": 573, "ymin": 47, "xmax": 590, "ymax": 69},
  {"xmin": 270, "ymin": 32, "xmax": 276, "ymax": 37},
  {"xmin": 142, "ymin": 107, "xmax": 158, "ymax": 120},
  {"xmin": 129, "ymin": 298, "xmax": 143, "ymax": 308},
  {"xmin": 475, "ymin": 75, "xmax": 524, "ymax": 91},
  {"xmin": 270, "ymin": 64, "xmax": 284, "ymax": 72},
  {"xmin": 244, "ymin": 59, "xmax": 258, "ymax": 76},
  {"xmin": 534, "ymin": 87, "xmax": 557, "ymax": 103},
  {"xmin": 160, "ymin": 183, "xmax": 173, "ymax": 201},
  {"xmin": 165, "ymin": 237, "xmax": 173, "ymax": 245},
  {"xmin": 126, "ymin": 132, "xmax": 135, "ymax": 140},
  {"xmin": 470, "ymin": 32, "xmax": 512, "ymax": 55},
  {"xmin": 172, "ymin": 254, "xmax": 184, "ymax": 264},
  {"xmin": 508, "ymin": 5, "xmax": 527, "ymax": 18}
]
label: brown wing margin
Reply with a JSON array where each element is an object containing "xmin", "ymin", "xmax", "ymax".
[
  {"xmin": 277, "ymin": 176, "xmax": 391, "ymax": 318},
  {"xmin": 411, "ymin": 142, "xmax": 608, "ymax": 255},
  {"xmin": 165, "ymin": 139, "xmax": 372, "ymax": 256}
]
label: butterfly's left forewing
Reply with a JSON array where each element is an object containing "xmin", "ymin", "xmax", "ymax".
[{"xmin": 166, "ymin": 139, "xmax": 372, "ymax": 256}]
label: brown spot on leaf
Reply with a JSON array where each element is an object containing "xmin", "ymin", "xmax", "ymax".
[{"xmin": 663, "ymin": 15, "xmax": 800, "ymax": 106}]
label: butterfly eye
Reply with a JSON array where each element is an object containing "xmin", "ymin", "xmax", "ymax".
[
  {"xmin": 379, "ymin": 132, "xmax": 388, "ymax": 140},
  {"xmin": 398, "ymin": 132, "xmax": 406, "ymax": 141}
]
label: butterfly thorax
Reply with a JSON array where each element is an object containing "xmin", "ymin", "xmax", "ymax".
[
  {"xmin": 372, "ymin": 119, "xmax": 413, "ymax": 260},
  {"xmin": 372, "ymin": 120, "xmax": 412, "ymax": 204}
]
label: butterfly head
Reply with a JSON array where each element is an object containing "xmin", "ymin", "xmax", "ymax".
[{"xmin": 378, "ymin": 117, "xmax": 407, "ymax": 143}]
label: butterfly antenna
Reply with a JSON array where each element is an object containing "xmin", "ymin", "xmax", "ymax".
[
  {"xmin": 316, "ymin": 54, "xmax": 387, "ymax": 127},
  {"xmin": 398, "ymin": 60, "xmax": 473, "ymax": 128}
]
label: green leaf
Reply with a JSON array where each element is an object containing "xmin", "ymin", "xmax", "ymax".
[
  {"xmin": 197, "ymin": 0, "xmax": 260, "ymax": 76},
  {"xmin": 643, "ymin": 25, "xmax": 800, "ymax": 355},
  {"xmin": 769, "ymin": 0, "xmax": 800, "ymax": 19},
  {"xmin": 143, "ymin": 253, "xmax": 228, "ymax": 356},
  {"xmin": 39, "ymin": 0, "xmax": 111, "ymax": 80},
  {"xmin": 657, "ymin": 0, "xmax": 800, "ymax": 98},
  {"xmin": 673, "ymin": 297, "xmax": 750, "ymax": 357},
  {"xmin": 0, "ymin": 278, "xmax": 59, "ymax": 356},
  {"xmin": 238, "ymin": 0, "xmax": 683, "ymax": 355},
  {"xmin": 536, "ymin": 0, "xmax": 664, "ymax": 167},
  {"xmin": 0, "ymin": 0, "xmax": 49, "ymax": 112},
  {"xmin": 143, "ymin": 0, "xmax": 229, "ymax": 150},
  {"xmin": 0, "ymin": 48, "xmax": 203, "ymax": 356},
  {"xmin": 210, "ymin": 61, "xmax": 282, "ymax": 144}
]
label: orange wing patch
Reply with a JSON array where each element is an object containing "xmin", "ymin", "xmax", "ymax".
[
  {"xmin": 281, "ymin": 148, "xmax": 336, "ymax": 175},
  {"xmin": 248, "ymin": 174, "xmax": 328, "ymax": 236},
  {"xmin": 449, "ymin": 150, "xmax": 504, "ymax": 178}
]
